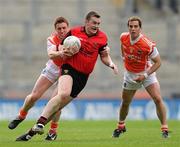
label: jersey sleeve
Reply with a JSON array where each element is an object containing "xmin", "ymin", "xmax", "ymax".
[
  {"xmin": 47, "ymin": 39, "xmax": 56, "ymax": 51},
  {"xmin": 120, "ymin": 32, "xmax": 128, "ymax": 43},
  {"xmin": 120, "ymin": 33, "xmax": 127, "ymax": 60},
  {"xmin": 98, "ymin": 43, "xmax": 108, "ymax": 53},
  {"xmin": 149, "ymin": 46, "xmax": 159, "ymax": 59},
  {"xmin": 120, "ymin": 33, "xmax": 123, "ymax": 43},
  {"xmin": 98, "ymin": 32, "xmax": 108, "ymax": 53}
]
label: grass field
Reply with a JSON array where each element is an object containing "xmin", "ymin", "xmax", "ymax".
[{"xmin": 0, "ymin": 120, "xmax": 179, "ymax": 147}]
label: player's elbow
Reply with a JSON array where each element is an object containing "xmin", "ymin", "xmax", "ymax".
[
  {"xmin": 48, "ymin": 53, "xmax": 53, "ymax": 58},
  {"xmin": 48, "ymin": 54, "xmax": 55, "ymax": 59},
  {"xmin": 156, "ymin": 61, "xmax": 161, "ymax": 69},
  {"xmin": 159, "ymin": 62, "xmax": 161, "ymax": 67},
  {"xmin": 48, "ymin": 52, "xmax": 57, "ymax": 59},
  {"xmin": 158, "ymin": 60, "xmax": 161, "ymax": 67}
]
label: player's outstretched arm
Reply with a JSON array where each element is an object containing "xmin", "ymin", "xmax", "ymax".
[{"xmin": 100, "ymin": 46, "xmax": 119, "ymax": 75}]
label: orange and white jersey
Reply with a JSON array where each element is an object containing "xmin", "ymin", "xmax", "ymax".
[
  {"xmin": 120, "ymin": 32, "xmax": 158, "ymax": 73},
  {"xmin": 42, "ymin": 32, "xmax": 62, "ymax": 82},
  {"xmin": 47, "ymin": 32, "xmax": 61, "ymax": 52},
  {"xmin": 47, "ymin": 32, "xmax": 63, "ymax": 66}
]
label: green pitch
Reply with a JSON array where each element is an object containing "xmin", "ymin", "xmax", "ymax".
[{"xmin": 0, "ymin": 120, "xmax": 179, "ymax": 147}]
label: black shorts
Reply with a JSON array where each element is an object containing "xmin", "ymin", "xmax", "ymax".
[{"xmin": 61, "ymin": 64, "xmax": 89, "ymax": 98}]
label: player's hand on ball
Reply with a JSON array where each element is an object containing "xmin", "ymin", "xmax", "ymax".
[
  {"xmin": 58, "ymin": 45, "xmax": 73, "ymax": 60},
  {"xmin": 63, "ymin": 35, "xmax": 81, "ymax": 55},
  {"xmin": 62, "ymin": 46, "xmax": 74, "ymax": 57},
  {"xmin": 70, "ymin": 46, "xmax": 80, "ymax": 55}
]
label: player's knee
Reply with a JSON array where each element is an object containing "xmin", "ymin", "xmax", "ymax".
[
  {"xmin": 121, "ymin": 100, "xmax": 131, "ymax": 107},
  {"xmin": 29, "ymin": 92, "xmax": 41, "ymax": 102},
  {"xmin": 153, "ymin": 96, "xmax": 162, "ymax": 105},
  {"xmin": 58, "ymin": 91, "xmax": 70, "ymax": 100},
  {"xmin": 56, "ymin": 110, "xmax": 61, "ymax": 115}
]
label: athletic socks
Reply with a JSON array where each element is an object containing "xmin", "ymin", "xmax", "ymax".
[
  {"xmin": 18, "ymin": 108, "xmax": 28, "ymax": 120},
  {"xmin": 117, "ymin": 121, "xmax": 126, "ymax": 130},
  {"xmin": 161, "ymin": 125, "xmax": 168, "ymax": 132},
  {"xmin": 37, "ymin": 116, "xmax": 48, "ymax": 126},
  {"xmin": 49, "ymin": 121, "xmax": 58, "ymax": 134}
]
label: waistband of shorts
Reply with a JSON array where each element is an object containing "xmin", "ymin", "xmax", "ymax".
[{"xmin": 61, "ymin": 64, "xmax": 89, "ymax": 77}]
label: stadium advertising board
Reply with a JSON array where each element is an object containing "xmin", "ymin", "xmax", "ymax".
[{"xmin": 0, "ymin": 98, "xmax": 180, "ymax": 120}]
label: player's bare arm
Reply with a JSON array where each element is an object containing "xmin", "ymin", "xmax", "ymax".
[
  {"xmin": 147, "ymin": 54, "xmax": 161, "ymax": 75},
  {"xmin": 48, "ymin": 45, "xmax": 74, "ymax": 60},
  {"xmin": 134, "ymin": 55, "xmax": 161, "ymax": 82},
  {"xmin": 47, "ymin": 46, "xmax": 63, "ymax": 59},
  {"xmin": 100, "ymin": 46, "xmax": 118, "ymax": 75},
  {"xmin": 120, "ymin": 44, "xmax": 125, "ymax": 60}
]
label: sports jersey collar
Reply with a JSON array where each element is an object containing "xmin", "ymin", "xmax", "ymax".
[
  {"xmin": 81, "ymin": 26, "xmax": 99, "ymax": 37},
  {"xmin": 130, "ymin": 33, "xmax": 143, "ymax": 45}
]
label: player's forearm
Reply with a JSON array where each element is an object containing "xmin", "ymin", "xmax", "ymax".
[
  {"xmin": 146, "ymin": 62, "xmax": 161, "ymax": 76},
  {"xmin": 146, "ymin": 55, "xmax": 161, "ymax": 76},
  {"xmin": 48, "ymin": 50, "xmax": 63, "ymax": 59},
  {"xmin": 100, "ymin": 54, "xmax": 118, "ymax": 75},
  {"xmin": 100, "ymin": 55, "xmax": 113, "ymax": 67}
]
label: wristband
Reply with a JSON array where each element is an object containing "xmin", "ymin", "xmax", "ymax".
[{"xmin": 143, "ymin": 73, "xmax": 148, "ymax": 78}]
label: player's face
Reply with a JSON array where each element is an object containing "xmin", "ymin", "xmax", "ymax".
[
  {"xmin": 85, "ymin": 16, "xmax": 101, "ymax": 36},
  {"xmin": 55, "ymin": 22, "xmax": 69, "ymax": 39},
  {"xmin": 128, "ymin": 20, "xmax": 141, "ymax": 40}
]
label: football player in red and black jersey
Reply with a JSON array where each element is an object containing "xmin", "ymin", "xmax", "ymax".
[{"xmin": 16, "ymin": 11, "xmax": 118, "ymax": 141}]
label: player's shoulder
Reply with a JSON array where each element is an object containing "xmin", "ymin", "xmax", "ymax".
[
  {"xmin": 98, "ymin": 29, "xmax": 107, "ymax": 40},
  {"xmin": 120, "ymin": 32, "xmax": 129, "ymax": 41},
  {"xmin": 98, "ymin": 29, "xmax": 107, "ymax": 36},
  {"xmin": 47, "ymin": 33, "xmax": 60, "ymax": 45},
  {"xmin": 71, "ymin": 26, "xmax": 82, "ymax": 32},
  {"xmin": 141, "ymin": 34, "xmax": 156, "ymax": 47}
]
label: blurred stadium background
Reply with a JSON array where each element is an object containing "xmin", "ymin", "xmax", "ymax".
[{"xmin": 0, "ymin": 0, "xmax": 180, "ymax": 120}]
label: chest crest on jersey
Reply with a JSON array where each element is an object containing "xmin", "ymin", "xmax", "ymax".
[
  {"xmin": 64, "ymin": 70, "xmax": 69, "ymax": 74},
  {"xmin": 137, "ymin": 49, "xmax": 143, "ymax": 55}
]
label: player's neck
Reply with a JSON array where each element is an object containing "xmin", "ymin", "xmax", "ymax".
[
  {"xmin": 130, "ymin": 33, "xmax": 142, "ymax": 45},
  {"xmin": 131, "ymin": 34, "xmax": 140, "ymax": 41}
]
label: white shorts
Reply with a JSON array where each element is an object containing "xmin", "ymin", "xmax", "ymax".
[
  {"xmin": 41, "ymin": 60, "xmax": 60, "ymax": 83},
  {"xmin": 122, "ymin": 71, "xmax": 158, "ymax": 90}
]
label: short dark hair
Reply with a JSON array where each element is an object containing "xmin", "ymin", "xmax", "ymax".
[
  {"xmin": 127, "ymin": 16, "xmax": 142, "ymax": 28},
  {"xmin": 85, "ymin": 11, "xmax": 101, "ymax": 20},
  {"xmin": 54, "ymin": 17, "xmax": 69, "ymax": 28}
]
